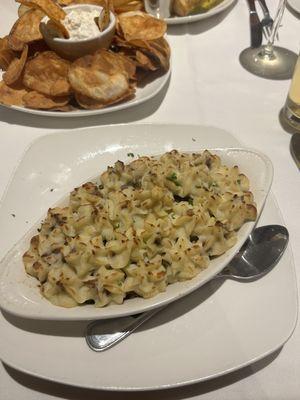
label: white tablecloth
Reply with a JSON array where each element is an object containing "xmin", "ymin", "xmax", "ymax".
[{"xmin": 0, "ymin": 1, "xmax": 299, "ymax": 399}]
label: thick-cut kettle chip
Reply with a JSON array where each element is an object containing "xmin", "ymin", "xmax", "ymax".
[
  {"xmin": 23, "ymin": 90, "xmax": 70, "ymax": 109},
  {"xmin": 8, "ymin": 8, "xmax": 44, "ymax": 51},
  {"xmin": 3, "ymin": 44, "xmax": 29, "ymax": 85},
  {"xmin": 68, "ymin": 49, "xmax": 132, "ymax": 103},
  {"xmin": 0, "ymin": 80, "xmax": 29, "ymax": 106},
  {"xmin": 117, "ymin": 11, "xmax": 167, "ymax": 41},
  {"xmin": 23, "ymin": 51, "xmax": 71, "ymax": 96}
]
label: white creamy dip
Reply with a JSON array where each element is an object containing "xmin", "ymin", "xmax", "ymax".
[{"xmin": 63, "ymin": 8, "xmax": 101, "ymax": 40}]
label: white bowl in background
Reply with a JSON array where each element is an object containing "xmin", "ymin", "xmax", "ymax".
[{"xmin": 40, "ymin": 4, "xmax": 116, "ymax": 60}]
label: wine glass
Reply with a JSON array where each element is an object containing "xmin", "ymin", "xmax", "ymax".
[{"xmin": 239, "ymin": 0, "xmax": 297, "ymax": 79}]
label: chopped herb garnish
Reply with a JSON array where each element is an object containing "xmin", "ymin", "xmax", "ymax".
[
  {"xmin": 188, "ymin": 197, "xmax": 193, "ymax": 205},
  {"xmin": 37, "ymin": 228, "xmax": 41, "ymax": 232},
  {"xmin": 237, "ymin": 179, "xmax": 241, "ymax": 184},
  {"xmin": 127, "ymin": 153, "xmax": 134, "ymax": 158},
  {"xmin": 50, "ymin": 188, "xmax": 54, "ymax": 192},
  {"xmin": 167, "ymin": 172, "xmax": 181, "ymax": 186},
  {"xmin": 208, "ymin": 181, "xmax": 218, "ymax": 189},
  {"xmin": 11, "ymin": 213, "xmax": 15, "ymax": 218},
  {"xmin": 192, "ymin": 138, "xmax": 196, "ymax": 142}
]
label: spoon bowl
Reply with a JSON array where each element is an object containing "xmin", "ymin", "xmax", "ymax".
[
  {"xmin": 86, "ymin": 224, "xmax": 289, "ymax": 352},
  {"xmin": 218, "ymin": 224, "xmax": 289, "ymax": 280}
]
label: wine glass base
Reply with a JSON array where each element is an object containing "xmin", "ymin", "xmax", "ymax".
[{"xmin": 240, "ymin": 46, "xmax": 298, "ymax": 80}]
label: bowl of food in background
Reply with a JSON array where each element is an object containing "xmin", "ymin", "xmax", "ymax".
[
  {"xmin": 0, "ymin": 0, "xmax": 170, "ymax": 114},
  {"xmin": 40, "ymin": 4, "xmax": 116, "ymax": 60}
]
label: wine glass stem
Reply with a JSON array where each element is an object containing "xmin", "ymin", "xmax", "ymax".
[{"xmin": 267, "ymin": 0, "xmax": 287, "ymax": 47}]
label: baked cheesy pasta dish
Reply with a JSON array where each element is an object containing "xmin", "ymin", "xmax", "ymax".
[{"xmin": 23, "ymin": 150, "xmax": 257, "ymax": 308}]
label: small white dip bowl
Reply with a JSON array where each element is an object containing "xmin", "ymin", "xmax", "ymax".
[{"xmin": 40, "ymin": 4, "xmax": 116, "ymax": 60}]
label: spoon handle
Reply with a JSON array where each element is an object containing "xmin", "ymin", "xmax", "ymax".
[
  {"xmin": 86, "ymin": 225, "xmax": 288, "ymax": 353},
  {"xmin": 86, "ymin": 307, "xmax": 161, "ymax": 352},
  {"xmin": 86, "ymin": 273, "xmax": 225, "ymax": 352}
]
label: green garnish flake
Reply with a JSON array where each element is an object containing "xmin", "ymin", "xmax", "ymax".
[
  {"xmin": 127, "ymin": 153, "xmax": 134, "ymax": 158},
  {"xmin": 167, "ymin": 172, "xmax": 181, "ymax": 186},
  {"xmin": 237, "ymin": 179, "xmax": 241, "ymax": 184},
  {"xmin": 209, "ymin": 181, "xmax": 218, "ymax": 189},
  {"xmin": 188, "ymin": 198, "xmax": 193, "ymax": 205}
]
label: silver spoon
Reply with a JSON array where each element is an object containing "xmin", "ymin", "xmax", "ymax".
[{"xmin": 86, "ymin": 225, "xmax": 289, "ymax": 352}]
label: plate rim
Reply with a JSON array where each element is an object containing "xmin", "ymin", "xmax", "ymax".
[
  {"xmin": 287, "ymin": 0, "xmax": 300, "ymax": 14},
  {"xmin": 165, "ymin": 0, "xmax": 236, "ymax": 25},
  {"xmin": 0, "ymin": 135, "xmax": 274, "ymax": 321},
  {"xmin": 0, "ymin": 68, "xmax": 171, "ymax": 118}
]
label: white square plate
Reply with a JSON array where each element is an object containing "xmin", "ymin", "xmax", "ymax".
[
  {"xmin": 0, "ymin": 124, "xmax": 297, "ymax": 390},
  {"xmin": 0, "ymin": 128, "xmax": 273, "ymax": 320}
]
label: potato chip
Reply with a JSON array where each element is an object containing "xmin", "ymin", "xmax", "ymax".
[
  {"xmin": 0, "ymin": 51, "xmax": 15, "ymax": 71},
  {"xmin": 141, "ymin": 37, "xmax": 170, "ymax": 71},
  {"xmin": 3, "ymin": 45, "xmax": 28, "ymax": 86},
  {"xmin": 98, "ymin": 1, "xmax": 110, "ymax": 32},
  {"xmin": 57, "ymin": 0, "xmax": 74, "ymax": 5},
  {"xmin": 8, "ymin": 8, "xmax": 44, "ymax": 51},
  {"xmin": 68, "ymin": 50, "xmax": 132, "ymax": 103},
  {"xmin": 75, "ymin": 89, "xmax": 134, "ymax": 109},
  {"xmin": 16, "ymin": 0, "xmax": 66, "ymax": 20},
  {"xmin": 18, "ymin": 4, "xmax": 31, "ymax": 17},
  {"xmin": 67, "ymin": 0, "xmax": 106, "ymax": 6},
  {"xmin": 23, "ymin": 51, "xmax": 71, "ymax": 96},
  {"xmin": 124, "ymin": 37, "xmax": 170, "ymax": 71},
  {"xmin": 44, "ymin": 19, "xmax": 70, "ymax": 39},
  {"xmin": 113, "ymin": 0, "xmax": 143, "ymax": 13},
  {"xmin": 0, "ymin": 80, "xmax": 29, "ymax": 106},
  {"xmin": 23, "ymin": 90, "xmax": 70, "ymax": 109},
  {"xmin": 135, "ymin": 50, "xmax": 157, "ymax": 71},
  {"xmin": 0, "ymin": 37, "xmax": 15, "ymax": 71},
  {"xmin": 0, "ymin": 37, "xmax": 9, "ymax": 50},
  {"xmin": 117, "ymin": 11, "xmax": 167, "ymax": 41},
  {"xmin": 16, "ymin": 0, "xmax": 69, "ymax": 38},
  {"xmin": 96, "ymin": 50, "xmax": 136, "ymax": 79}
]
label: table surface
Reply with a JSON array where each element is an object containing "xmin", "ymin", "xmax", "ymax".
[{"xmin": 0, "ymin": 1, "xmax": 299, "ymax": 399}]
